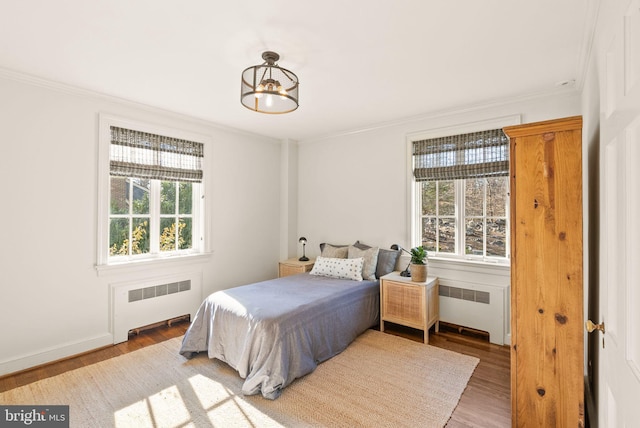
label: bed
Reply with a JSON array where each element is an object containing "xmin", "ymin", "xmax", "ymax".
[{"xmin": 179, "ymin": 242, "xmax": 401, "ymax": 399}]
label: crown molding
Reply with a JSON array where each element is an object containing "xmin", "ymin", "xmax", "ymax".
[
  {"xmin": 0, "ymin": 66, "xmax": 278, "ymax": 143},
  {"xmin": 299, "ymin": 86, "xmax": 581, "ymax": 144}
]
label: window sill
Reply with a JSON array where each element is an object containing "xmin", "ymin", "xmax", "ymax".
[
  {"xmin": 95, "ymin": 252, "xmax": 213, "ymax": 277},
  {"xmin": 427, "ymin": 256, "xmax": 510, "ymax": 275}
]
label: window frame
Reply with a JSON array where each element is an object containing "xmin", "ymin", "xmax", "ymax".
[
  {"xmin": 407, "ymin": 115, "xmax": 520, "ymax": 265},
  {"xmin": 97, "ymin": 115, "xmax": 211, "ymax": 270}
]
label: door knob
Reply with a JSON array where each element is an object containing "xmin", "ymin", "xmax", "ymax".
[{"xmin": 586, "ymin": 320, "xmax": 605, "ymax": 333}]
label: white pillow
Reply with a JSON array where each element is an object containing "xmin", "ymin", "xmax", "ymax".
[{"xmin": 310, "ymin": 256, "xmax": 364, "ymax": 281}]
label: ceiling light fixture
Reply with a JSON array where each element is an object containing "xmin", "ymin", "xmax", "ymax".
[{"xmin": 241, "ymin": 51, "xmax": 299, "ymax": 114}]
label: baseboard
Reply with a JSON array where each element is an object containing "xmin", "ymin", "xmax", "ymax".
[
  {"xmin": 504, "ymin": 333, "xmax": 511, "ymax": 346},
  {"xmin": 0, "ymin": 333, "xmax": 113, "ymax": 377}
]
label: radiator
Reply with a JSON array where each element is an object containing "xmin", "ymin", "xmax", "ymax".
[
  {"xmin": 110, "ymin": 273, "xmax": 202, "ymax": 343},
  {"xmin": 438, "ymin": 278, "xmax": 506, "ymax": 345}
]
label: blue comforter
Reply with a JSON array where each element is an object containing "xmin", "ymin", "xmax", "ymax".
[{"xmin": 179, "ymin": 273, "xmax": 380, "ymax": 399}]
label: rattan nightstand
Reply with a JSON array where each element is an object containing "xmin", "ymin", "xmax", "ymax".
[
  {"xmin": 278, "ymin": 258, "xmax": 315, "ymax": 278},
  {"xmin": 380, "ymin": 272, "xmax": 439, "ymax": 344}
]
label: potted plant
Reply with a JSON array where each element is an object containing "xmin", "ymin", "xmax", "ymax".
[{"xmin": 409, "ymin": 246, "xmax": 428, "ymax": 282}]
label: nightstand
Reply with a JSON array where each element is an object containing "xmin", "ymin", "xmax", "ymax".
[
  {"xmin": 380, "ymin": 272, "xmax": 439, "ymax": 344},
  {"xmin": 278, "ymin": 258, "xmax": 315, "ymax": 278}
]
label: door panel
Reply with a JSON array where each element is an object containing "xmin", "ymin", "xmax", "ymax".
[{"xmin": 595, "ymin": 1, "xmax": 640, "ymax": 425}]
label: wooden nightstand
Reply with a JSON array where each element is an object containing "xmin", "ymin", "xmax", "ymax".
[
  {"xmin": 278, "ymin": 258, "xmax": 315, "ymax": 278},
  {"xmin": 380, "ymin": 272, "xmax": 439, "ymax": 344}
]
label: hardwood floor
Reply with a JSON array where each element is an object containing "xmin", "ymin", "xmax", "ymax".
[
  {"xmin": 0, "ymin": 321, "xmax": 190, "ymax": 393},
  {"xmin": 381, "ymin": 322, "xmax": 511, "ymax": 428},
  {"xmin": 0, "ymin": 321, "xmax": 510, "ymax": 427}
]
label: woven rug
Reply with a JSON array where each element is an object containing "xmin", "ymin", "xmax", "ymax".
[{"xmin": 1, "ymin": 330, "xmax": 479, "ymax": 427}]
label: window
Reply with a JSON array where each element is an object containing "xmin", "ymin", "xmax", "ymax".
[
  {"xmin": 412, "ymin": 127, "xmax": 510, "ymax": 262},
  {"xmin": 109, "ymin": 179, "xmax": 196, "ymax": 257},
  {"xmin": 97, "ymin": 117, "xmax": 207, "ymax": 266}
]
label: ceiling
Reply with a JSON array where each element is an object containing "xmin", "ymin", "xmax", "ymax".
[{"xmin": 0, "ymin": 1, "xmax": 595, "ymax": 141}]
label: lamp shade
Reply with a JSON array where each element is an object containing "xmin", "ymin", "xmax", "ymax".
[{"xmin": 241, "ymin": 51, "xmax": 299, "ymax": 114}]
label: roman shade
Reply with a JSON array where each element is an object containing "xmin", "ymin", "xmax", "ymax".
[
  {"xmin": 110, "ymin": 126, "xmax": 204, "ymax": 183},
  {"xmin": 413, "ymin": 128, "xmax": 509, "ymax": 181}
]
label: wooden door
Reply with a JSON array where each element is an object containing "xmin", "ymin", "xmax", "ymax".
[{"xmin": 505, "ymin": 116, "xmax": 584, "ymax": 427}]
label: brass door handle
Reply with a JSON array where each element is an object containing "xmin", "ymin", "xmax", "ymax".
[{"xmin": 586, "ymin": 320, "xmax": 605, "ymax": 333}]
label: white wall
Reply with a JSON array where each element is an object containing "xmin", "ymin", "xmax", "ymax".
[
  {"xmin": 279, "ymin": 140, "xmax": 299, "ymax": 261},
  {"xmin": 297, "ymin": 91, "xmax": 582, "ymax": 255},
  {"xmin": 0, "ymin": 72, "xmax": 282, "ymax": 375},
  {"xmin": 296, "ymin": 91, "xmax": 582, "ymax": 344}
]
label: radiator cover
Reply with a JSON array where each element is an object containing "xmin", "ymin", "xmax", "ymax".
[
  {"xmin": 438, "ymin": 278, "xmax": 505, "ymax": 345},
  {"xmin": 110, "ymin": 273, "xmax": 202, "ymax": 343}
]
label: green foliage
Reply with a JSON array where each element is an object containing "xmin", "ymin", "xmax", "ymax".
[
  {"xmin": 410, "ymin": 246, "xmax": 428, "ymax": 265},
  {"xmin": 132, "ymin": 192, "xmax": 149, "ymax": 214},
  {"xmin": 178, "ymin": 182, "xmax": 192, "ymax": 214},
  {"xmin": 161, "ymin": 181, "xmax": 176, "ymax": 214}
]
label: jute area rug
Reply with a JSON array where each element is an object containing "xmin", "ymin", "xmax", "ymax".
[{"xmin": 1, "ymin": 330, "xmax": 479, "ymax": 428}]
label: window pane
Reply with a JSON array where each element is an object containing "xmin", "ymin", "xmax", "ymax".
[
  {"xmin": 486, "ymin": 177, "xmax": 508, "ymax": 217},
  {"xmin": 465, "ymin": 178, "xmax": 484, "ymax": 217},
  {"xmin": 131, "ymin": 179, "xmax": 150, "ymax": 215},
  {"xmin": 421, "ymin": 182, "xmax": 436, "ymax": 216},
  {"xmin": 438, "ymin": 217, "xmax": 456, "ymax": 253},
  {"xmin": 131, "ymin": 218, "xmax": 150, "ymax": 254},
  {"xmin": 179, "ymin": 182, "xmax": 193, "ymax": 215},
  {"xmin": 465, "ymin": 219, "xmax": 484, "ymax": 255},
  {"xmin": 487, "ymin": 218, "xmax": 507, "ymax": 257},
  {"xmin": 160, "ymin": 218, "xmax": 177, "ymax": 252},
  {"xmin": 110, "ymin": 177, "xmax": 128, "ymax": 214},
  {"xmin": 421, "ymin": 217, "xmax": 437, "ymax": 251},
  {"xmin": 179, "ymin": 218, "xmax": 192, "ymax": 250},
  {"xmin": 439, "ymin": 181, "xmax": 455, "ymax": 216},
  {"xmin": 109, "ymin": 218, "xmax": 129, "ymax": 255},
  {"xmin": 161, "ymin": 182, "xmax": 176, "ymax": 215}
]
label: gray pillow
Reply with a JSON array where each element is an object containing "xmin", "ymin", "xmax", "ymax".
[
  {"xmin": 375, "ymin": 248, "xmax": 401, "ymax": 278},
  {"xmin": 348, "ymin": 245, "xmax": 379, "ymax": 281},
  {"xmin": 354, "ymin": 241, "xmax": 400, "ymax": 278},
  {"xmin": 319, "ymin": 242, "xmax": 348, "ymax": 252},
  {"xmin": 320, "ymin": 243, "xmax": 349, "ymax": 258}
]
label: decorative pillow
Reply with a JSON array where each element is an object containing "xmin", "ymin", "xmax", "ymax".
[
  {"xmin": 354, "ymin": 241, "xmax": 400, "ymax": 278},
  {"xmin": 310, "ymin": 256, "xmax": 363, "ymax": 281},
  {"xmin": 348, "ymin": 245, "xmax": 379, "ymax": 281},
  {"xmin": 375, "ymin": 248, "xmax": 401, "ymax": 278},
  {"xmin": 321, "ymin": 243, "xmax": 349, "ymax": 258},
  {"xmin": 353, "ymin": 240, "xmax": 370, "ymax": 251},
  {"xmin": 319, "ymin": 242, "xmax": 347, "ymax": 251}
]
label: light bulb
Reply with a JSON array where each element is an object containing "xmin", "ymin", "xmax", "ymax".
[
  {"xmin": 266, "ymin": 94, "xmax": 273, "ymax": 107},
  {"xmin": 255, "ymin": 83, "xmax": 265, "ymax": 99}
]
